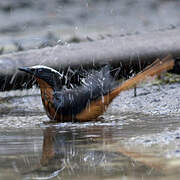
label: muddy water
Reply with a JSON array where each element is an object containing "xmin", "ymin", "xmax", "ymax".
[{"xmin": 1, "ymin": 84, "xmax": 180, "ymax": 179}]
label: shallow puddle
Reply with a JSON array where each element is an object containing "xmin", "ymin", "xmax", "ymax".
[
  {"xmin": 1, "ymin": 121, "xmax": 180, "ymax": 180},
  {"xmin": 1, "ymin": 84, "xmax": 180, "ymax": 179}
]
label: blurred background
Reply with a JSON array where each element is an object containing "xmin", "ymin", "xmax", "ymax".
[{"xmin": 0, "ymin": 0, "xmax": 179, "ymax": 54}]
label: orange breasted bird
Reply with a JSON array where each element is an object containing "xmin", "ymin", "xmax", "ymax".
[{"xmin": 19, "ymin": 55, "xmax": 174, "ymax": 122}]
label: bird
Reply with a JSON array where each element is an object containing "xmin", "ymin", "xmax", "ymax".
[{"xmin": 19, "ymin": 55, "xmax": 174, "ymax": 122}]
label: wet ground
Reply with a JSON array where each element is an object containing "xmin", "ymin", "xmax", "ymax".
[
  {"xmin": 1, "ymin": 82, "xmax": 180, "ymax": 179},
  {"xmin": 1, "ymin": 0, "xmax": 180, "ymax": 179}
]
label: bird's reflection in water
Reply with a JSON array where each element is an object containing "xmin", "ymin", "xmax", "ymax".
[
  {"xmin": 40, "ymin": 125, "xmax": 115, "ymax": 171},
  {"xmin": 23, "ymin": 124, "xmax": 161, "ymax": 180},
  {"xmin": 21, "ymin": 124, "xmax": 116, "ymax": 179}
]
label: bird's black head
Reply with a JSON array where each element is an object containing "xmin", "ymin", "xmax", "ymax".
[{"xmin": 19, "ymin": 65, "xmax": 63, "ymax": 89}]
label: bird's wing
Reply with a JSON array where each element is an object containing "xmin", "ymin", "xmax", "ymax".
[{"xmin": 53, "ymin": 65, "xmax": 116, "ymax": 116}]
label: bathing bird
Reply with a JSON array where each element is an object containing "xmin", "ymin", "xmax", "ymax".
[{"xmin": 19, "ymin": 55, "xmax": 174, "ymax": 122}]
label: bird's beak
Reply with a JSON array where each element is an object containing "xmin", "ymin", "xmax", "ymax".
[{"xmin": 18, "ymin": 67, "xmax": 33, "ymax": 74}]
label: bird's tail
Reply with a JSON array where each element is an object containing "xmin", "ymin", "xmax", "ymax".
[{"xmin": 109, "ymin": 55, "xmax": 175, "ymax": 100}]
